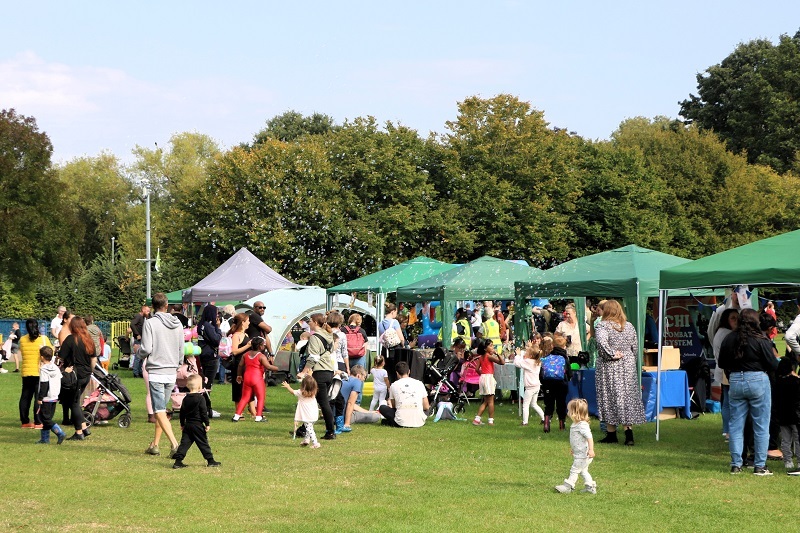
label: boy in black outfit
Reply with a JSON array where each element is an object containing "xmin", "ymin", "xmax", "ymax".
[
  {"xmin": 173, "ymin": 374, "xmax": 220, "ymax": 469},
  {"xmin": 775, "ymin": 357, "xmax": 800, "ymax": 475}
]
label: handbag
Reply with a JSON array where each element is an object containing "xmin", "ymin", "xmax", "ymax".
[{"xmin": 61, "ymin": 367, "xmax": 78, "ymax": 389}]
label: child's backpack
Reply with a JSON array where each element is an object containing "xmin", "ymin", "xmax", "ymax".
[
  {"xmin": 379, "ymin": 320, "xmax": 402, "ymax": 349},
  {"xmin": 218, "ymin": 335, "xmax": 233, "ymax": 359},
  {"xmin": 344, "ymin": 325, "xmax": 366, "ymax": 357},
  {"xmin": 541, "ymin": 354, "xmax": 565, "ymax": 380}
]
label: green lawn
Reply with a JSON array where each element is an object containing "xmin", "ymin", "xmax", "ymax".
[{"xmin": 0, "ymin": 366, "xmax": 795, "ymax": 532}]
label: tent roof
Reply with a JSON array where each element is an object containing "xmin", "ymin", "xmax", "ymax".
[
  {"xmin": 660, "ymin": 229, "xmax": 800, "ymax": 290},
  {"xmin": 326, "ymin": 256, "xmax": 457, "ymax": 295},
  {"xmin": 183, "ymin": 247, "xmax": 304, "ymax": 303},
  {"xmin": 516, "ymin": 245, "xmax": 692, "ymax": 298},
  {"xmin": 240, "ymin": 287, "xmax": 376, "ymax": 354},
  {"xmin": 396, "ymin": 256, "xmax": 538, "ymax": 301}
]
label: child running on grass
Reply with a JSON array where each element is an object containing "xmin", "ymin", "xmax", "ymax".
[
  {"xmin": 282, "ymin": 375, "xmax": 321, "ymax": 448},
  {"xmin": 36, "ymin": 346, "xmax": 66, "ymax": 444},
  {"xmin": 555, "ymin": 399, "xmax": 596, "ymax": 494},
  {"xmin": 172, "ymin": 374, "xmax": 220, "ymax": 469},
  {"xmin": 369, "ymin": 356, "xmax": 390, "ymax": 411},
  {"xmin": 514, "ymin": 341, "xmax": 545, "ymax": 426},
  {"xmin": 472, "ymin": 339, "xmax": 504, "ymax": 426}
]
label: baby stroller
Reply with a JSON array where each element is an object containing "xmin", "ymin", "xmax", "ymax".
[
  {"xmin": 113, "ymin": 336, "xmax": 132, "ymax": 370},
  {"xmin": 82, "ymin": 364, "xmax": 133, "ymax": 428},
  {"xmin": 424, "ymin": 353, "xmax": 469, "ymax": 417},
  {"xmin": 170, "ymin": 357, "xmax": 213, "ymax": 413}
]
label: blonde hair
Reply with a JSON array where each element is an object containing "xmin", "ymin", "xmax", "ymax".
[
  {"xmin": 540, "ymin": 337, "xmax": 553, "ymax": 356},
  {"xmin": 187, "ymin": 374, "xmax": 202, "ymax": 393},
  {"xmin": 601, "ymin": 300, "xmax": 627, "ymax": 331},
  {"xmin": 567, "ymin": 398, "xmax": 589, "ymax": 423},
  {"xmin": 553, "ymin": 332, "xmax": 567, "ymax": 349},
  {"xmin": 300, "ymin": 375, "xmax": 318, "ymax": 398},
  {"xmin": 348, "ymin": 313, "xmax": 363, "ymax": 327},
  {"xmin": 525, "ymin": 346, "xmax": 542, "ymax": 361}
]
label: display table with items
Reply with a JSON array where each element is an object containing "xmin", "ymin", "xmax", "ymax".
[{"xmin": 567, "ymin": 368, "xmax": 691, "ymax": 421}]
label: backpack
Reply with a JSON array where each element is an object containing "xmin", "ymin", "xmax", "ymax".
[
  {"xmin": 218, "ymin": 336, "xmax": 233, "ymax": 359},
  {"xmin": 541, "ymin": 354, "xmax": 565, "ymax": 380},
  {"xmin": 298, "ymin": 333, "xmax": 331, "ymax": 373},
  {"xmin": 344, "ymin": 325, "xmax": 366, "ymax": 357},
  {"xmin": 379, "ymin": 320, "xmax": 402, "ymax": 349}
]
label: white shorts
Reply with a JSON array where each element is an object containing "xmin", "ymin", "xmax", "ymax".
[{"xmin": 478, "ymin": 374, "xmax": 497, "ymax": 396}]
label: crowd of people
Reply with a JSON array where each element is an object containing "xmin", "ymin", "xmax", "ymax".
[{"xmin": 8, "ymin": 290, "xmax": 800, "ymax": 485}]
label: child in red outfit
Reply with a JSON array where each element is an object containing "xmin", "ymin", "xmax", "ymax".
[
  {"xmin": 231, "ymin": 337, "xmax": 278, "ymax": 422},
  {"xmin": 472, "ymin": 339, "xmax": 505, "ymax": 426}
]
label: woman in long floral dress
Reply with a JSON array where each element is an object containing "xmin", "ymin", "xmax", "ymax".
[{"xmin": 595, "ymin": 300, "xmax": 646, "ymax": 446}]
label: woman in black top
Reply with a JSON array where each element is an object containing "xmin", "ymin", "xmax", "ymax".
[
  {"xmin": 59, "ymin": 317, "xmax": 97, "ymax": 440},
  {"xmin": 718, "ymin": 308, "xmax": 779, "ymax": 475},
  {"xmin": 198, "ymin": 305, "xmax": 222, "ymax": 417}
]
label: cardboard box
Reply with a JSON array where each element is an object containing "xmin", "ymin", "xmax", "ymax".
[
  {"xmin": 642, "ymin": 346, "xmax": 680, "ymax": 372},
  {"xmin": 657, "ymin": 408, "xmax": 678, "ymax": 420}
]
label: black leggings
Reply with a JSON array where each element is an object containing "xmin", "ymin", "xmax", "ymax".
[
  {"xmin": 542, "ymin": 379, "xmax": 568, "ymax": 421},
  {"xmin": 19, "ymin": 376, "xmax": 41, "ymax": 425},
  {"xmin": 313, "ymin": 370, "xmax": 335, "ymax": 434},
  {"xmin": 70, "ymin": 375, "xmax": 91, "ymax": 431}
]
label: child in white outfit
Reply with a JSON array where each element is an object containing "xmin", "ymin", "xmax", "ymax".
[
  {"xmin": 282, "ymin": 376, "xmax": 321, "ymax": 449},
  {"xmin": 514, "ymin": 342, "xmax": 545, "ymax": 426},
  {"xmin": 369, "ymin": 356, "xmax": 390, "ymax": 411},
  {"xmin": 555, "ymin": 399, "xmax": 596, "ymax": 494}
]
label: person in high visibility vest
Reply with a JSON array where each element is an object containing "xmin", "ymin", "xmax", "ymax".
[
  {"xmin": 480, "ymin": 307, "xmax": 502, "ymax": 353},
  {"xmin": 438, "ymin": 308, "xmax": 472, "ymax": 347}
]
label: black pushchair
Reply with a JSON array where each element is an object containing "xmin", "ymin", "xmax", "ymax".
[
  {"xmin": 82, "ymin": 364, "xmax": 133, "ymax": 428},
  {"xmin": 113, "ymin": 336, "xmax": 132, "ymax": 370},
  {"xmin": 424, "ymin": 352, "xmax": 469, "ymax": 417}
]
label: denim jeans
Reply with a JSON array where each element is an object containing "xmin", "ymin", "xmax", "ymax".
[
  {"xmin": 721, "ymin": 384, "xmax": 730, "ymax": 435},
  {"xmin": 728, "ymin": 371, "xmax": 771, "ymax": 468},
  {"xmin": 149, "ymin": 381, "xmax": 175, "ymax": 413}
]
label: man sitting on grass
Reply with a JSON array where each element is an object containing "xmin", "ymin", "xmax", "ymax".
[
  {"xmin": 378, "ymin": 361, "xmax": 429, "ymax": 428},
  {"xmin": 341, "ymin": 365, "xmax": 381, "ymax": 430}
]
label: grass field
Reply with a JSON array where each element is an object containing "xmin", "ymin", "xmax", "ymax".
[{"xmin": 0, "ymin": 364, "xmax": 795, "ymax": 533}]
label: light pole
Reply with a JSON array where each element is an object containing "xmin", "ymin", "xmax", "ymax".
[
  {"xmin": 111, "ymin": 236, "xmax": 115, "ymax": 265},
  {"xmin": 144, "ymin": 185, "xmax": 151, "ymax": 301}
]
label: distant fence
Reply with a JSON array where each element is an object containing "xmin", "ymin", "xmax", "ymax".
[{"xmin": 0, "ymin": 319, "xmax": 115, "ymax": 345}]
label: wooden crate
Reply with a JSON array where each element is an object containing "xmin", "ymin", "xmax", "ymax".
[{"xmin": 643, "ymin": 346, "xmax": 680, "ymax": 372}]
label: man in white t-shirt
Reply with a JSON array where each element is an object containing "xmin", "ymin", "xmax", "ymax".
[
  {"xmin": 378, "ymin": 361, "xmax": 429, "ymax": 428},
  {"xmin": 50, "ymin": 306, "xmax": 66, "ymax": 345}
]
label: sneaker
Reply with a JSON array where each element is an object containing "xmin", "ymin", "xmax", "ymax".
[
  {"xmin": 168, "ymin": 446, "xmax": 179, "ymax": 459},
  {"xmin": 488, "ymin": 419, "xmax": 494, "ymax": 426},
  {"xmin": 580, "ymin": 485, "xmax": 597, "ymax": 494},
  {"xmin": 730, "ymin": 466, "xmax": 742, "ymax": 474},
  {"xmin": 0, "ymin": 368, "xmax": 8, "ymax": 373},
  {"xmin": 83, "ymin": 428, "xmax": 91, "ymax": 437},
  {"xmin": 340, "ymin": 426, "xmax": 352, "ymax": 433},
  {"xmin": 13, "ymin": 368, "xmax": 20, "ymax": 372},
  {"xmin": 300, "ymin": 438, "xmax": 310, "ymax": 447},
  {"xmin": 145, "ymin": 445, "xmax": 160, "ymax": 456},
  {"xmin": 231, "ymin": 415, "xmax": 240, "ymax": 422},
  {"xmin": 311, "ymin": 442, "xmax": 321, "ymax": 449},
  {"xmin": 322, "ymin": 432, "xmax": 336, "ymax": 440},
  {"xmin": 554, "ymin": 483, "xmax": 574, "ymax": 494},
  {"xmin": 207, "ymin": 460, "xmax": 221, "ymax": 467},
  {"xmin": 753, "ymin": 466, "xmax": 773, "ymax": 476},
  {"xmin": 472, "ymin": 419, "xmax": 483, "ymax": 426},
  {"xmin": 172, "ymin": 461, "xmax": 188, "ymax": 469},
  {"xmin": 211, "ymin": 410, "xmax": 221, "ymax": 418},
  {"xmin": 787, "ymin": 468, "xmax": 800, "ymax": 476},
  {"xmin": 67, "ymin": 433, "xmax": 84, "ymax": 441},
  {"xmin": 254, "ymin": 416, "xmax": 263, "ymax": 422}
]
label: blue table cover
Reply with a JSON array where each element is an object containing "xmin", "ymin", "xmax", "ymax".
[{"xmin": 567, "ymin": 369, "xmax": 691, "ymax": 421}]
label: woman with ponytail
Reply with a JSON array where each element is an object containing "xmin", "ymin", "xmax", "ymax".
[
  {"xmin": 59, "ymin": 316, "xmax": 97, "ymax": 440},
  {"xmin": 300, "ymin": 313, "xmax": 337, "ymax": 440}
]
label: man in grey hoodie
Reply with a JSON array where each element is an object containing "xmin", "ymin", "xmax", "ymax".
[{"xmin": 140, "ymin": 292, "xmax": 183, "ymax": 458}]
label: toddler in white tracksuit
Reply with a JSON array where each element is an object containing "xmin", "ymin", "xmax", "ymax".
[
  {"xmin": 555, "ymin": 399, "xmax": 596, "ymax": 494},
  {"xmin": 514, "ymin": 343, "xmax": 545, "ymax": 425}
]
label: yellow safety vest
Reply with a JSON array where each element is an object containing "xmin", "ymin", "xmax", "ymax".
[
  {"xmin": 438, "ymin": 318, "xmax": 472, "ymax": 344},
  {"xmin": 483, "ymin": 318, "xmax": 501, "ymax": 351}
]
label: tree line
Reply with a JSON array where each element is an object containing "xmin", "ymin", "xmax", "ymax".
[{"xmin": 2, "ymin": 31, "xmax": 800, "ymax": 320}]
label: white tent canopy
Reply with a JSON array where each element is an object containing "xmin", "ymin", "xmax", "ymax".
[{"xmin": 239, "ymin": 287, "xmax": 376, "ymax": 352}]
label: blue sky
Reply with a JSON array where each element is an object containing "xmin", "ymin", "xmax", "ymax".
[{"xmin": 2, "ymin": 1, "xmax": 798, "ymax": 163}]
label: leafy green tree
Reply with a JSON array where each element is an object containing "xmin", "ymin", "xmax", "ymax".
[
  {"xmin": 680, "ymin": 30, "xmax": 800, "ymax": 174},
  {"xmin": 440, "ymin": 94, "xmax": 583, "ymax": 266},
  {"xmin": 253, "ymin": 110, "xmax": 338, "ymax": 144},
  {"xmin": 0, "ymin": 109, "xmax": 78, "ymax": 289}
]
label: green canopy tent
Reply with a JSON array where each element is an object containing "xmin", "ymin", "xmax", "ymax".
[
  {"xmin": 396, "ymin": 256, "xmax": 539, "ymax": 348},
  {"xmin": 514, "ymin": 245, "xmax": 704, "ymax": 374},
  {"xmin": 326, "ymin": 256, "xmax": 457, "ymax": 325},
  {"xmin": 657, "ymin": 228, "xmax": 800, "ymax": 440}
]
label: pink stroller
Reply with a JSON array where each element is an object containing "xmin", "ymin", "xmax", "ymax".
[
  {"xmin": 170, "ymin": 357, "xmax": 210, "ymax": 411},
  {"xmin": 460, "ymin": 356, "xmax": 481, "ymax": 397}
]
